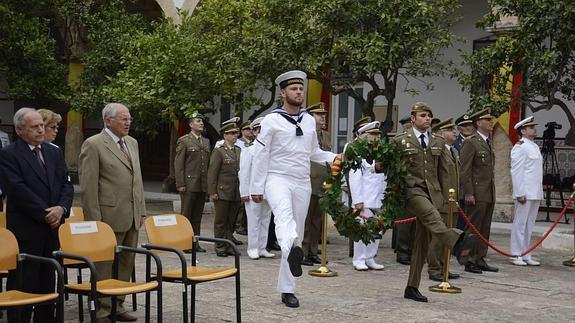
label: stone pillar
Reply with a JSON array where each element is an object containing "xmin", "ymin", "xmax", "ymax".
[{"xmin": 493, "ymin": 123, "xmax": 514, "ymax": 222}]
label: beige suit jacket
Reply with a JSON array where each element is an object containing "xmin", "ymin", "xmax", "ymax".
[{"xmin": 79, "ymin": 129, "xmax": 146, "ymax": 232}]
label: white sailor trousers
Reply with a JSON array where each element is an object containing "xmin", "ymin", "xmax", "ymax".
[
  {"xmin": 265, "ymin": 174, "xmax": 312, "ymax": 293},
  {"xmin": 352, "ymin": 209, "xmax": 381, "ymax": 266},
  {"xmin": 246, "ymin": 199, "xmax": 272, "ymax": 254},
  {"xmin": 510, "ymin": 199, "xmax": 540, "ymax": 260}
]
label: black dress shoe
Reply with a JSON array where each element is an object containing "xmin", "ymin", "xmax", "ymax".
[
  {"xmin": 448, "ymin": 272, "xmax": 460, "ymax": 279},
  {"xmin": 115, "ymin": 312, "xmax": 138, "ymax": 322},
  {"xmin": 465, "ymin": 262, "xmax": 483, "ymax": 274},
  {"xmin": 287, "ymin": 246, "xmax": 304, "ymax": 277},
  {"xmin": 267, "ymin": 241, "xmax": 281, "ymax": 251},
  {"xmin": 216, "ymin": 251, "xmax": 229, "ymax": 257},
  {"xmin": 404, "ymin": 287, "xmax": 428, "ymax": 302},
  {"xmin": 231, "ymin": 237, "xmax": 243, "ymax": 245},
  {"xmin": 308, "ymin": 255, "xmax": 322, "ymax": 264},
  {"xmin": 301, "ymin": 257, "xmax": 314, "ymax": 266},
  {"xmin": 453, "ymin": 233, "xmax": 478, "ymax": 265},
  {"xmin": 429, "ymin": 273, "xmax": 443, "ymax": 282},
  {"xmin": 281, "ymin": 293, "xmax": 299, "ymax": 308},
  {"xmin": 195, "ymin": 245, "xmax": 206, "ymax": 253},
  {"xmin": 478, "ymin": 263, "xmax": 499, "ymax": 272},
  {"xmin": 396, "ymin": 254, "xmax": 411, "ymax": 265}
]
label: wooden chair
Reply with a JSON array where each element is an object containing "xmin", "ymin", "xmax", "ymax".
[
  {"xmin": 0, "ymin": 228, "xmax": 65, "ymax": 322},
  {"xmin": 54, "ymin": 221, "xmax": 163, "ymax": 323},
  {"xmin": 143, "ymin": 214, "xmax": 241, "ymax": 323}
]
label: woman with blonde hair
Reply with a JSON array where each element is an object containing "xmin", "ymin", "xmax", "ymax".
[{"xmin": 37, "ymin": 109, "xmax": 62, "ymax": 145}]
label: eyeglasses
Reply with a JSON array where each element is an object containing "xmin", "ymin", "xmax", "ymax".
[
  {"xmin": 47, "ymin": 124, "xmax": 60, "ymax": 130},
  {"xmin": 111, "ymin": 117, "xmax": 133, "ymax": 123}
]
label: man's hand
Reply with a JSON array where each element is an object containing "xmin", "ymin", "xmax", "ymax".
[
  {"xmin": 210, "ymin": 193, "xmax": 219, "ymax": 201},
  {"xmin": 251, "ymin": 195, "xmax": 263, "ymax": 203},
  {"xmin": 464, "ymin": 194, "xmax": 476, "ymax": 206},
  {"xmin": 45, "ymin": 206, "xmax": 65, "ymax": 229},
  {"xmin": 177, "ymin": 186, "xmax": 187, "ymax": 193},
  {"xmin": 374, "ymin": 162, "xmax": 385, "ymax": 173},
  {"xmin": 517, "ymin": 196, "xmax": 527, "ymax": 204},
  {"xmin": 241, "ymin": 196, "xmax": 250, "ymax": 202}
]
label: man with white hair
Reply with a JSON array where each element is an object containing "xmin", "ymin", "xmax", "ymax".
[
  {"xmin": 250, "ymin": 70, "xmax": 338, "ymax": 308},
  {"xmin": 79, "ymin": 103, "xmax": 145, "ymax": 322}
]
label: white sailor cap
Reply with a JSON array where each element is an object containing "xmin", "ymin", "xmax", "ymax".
[
  {"xmin": 275, "ymin": 70, "xmax": 307, "ymax": 89},
  {"xmin": 221, "ymin": 116, "xmax": 240, "ymax": 126},
  {"xmin": 514, "ymin": 116, "xmax": 537, "ymax": 130},
  {"xmin": 250, "ymin": 117, "xmax": 264, "ymax": 129},
  {"xmin": 358, "ymin": 121, "xmax": 381, "ymax": 135}
]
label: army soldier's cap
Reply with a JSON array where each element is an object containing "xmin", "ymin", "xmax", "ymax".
[
  {"xmin": 221, "ymin": 116, "xmax": 240, "ymax": 127},
  {"xmin": 250, "ymin": 117, "xmax": 264, "ymax": 129},
  {"xmin": 432, "ymin": 118, "xmax": 455, "ymax": 132},
  {"xmin": 514, "ymin": 116, "xmax": 537, "ymax": 130},
  {"xmin": 188, "ymin": 110, "xmax": 206, "ymax": 121},
  {"xmin": 470, "ymin": 108, "xmax": 492, "ymax": 121},
  {"xmin": 411, "ymin": 102, "xmax": 433, "ymax": 117},
  {"xmin": 240, "ymin": 121, "xmax": 251, "ymax": 131},
  {"xmin": 455, "ymin": 114, "xmax": 472, "ymax": 126},
  {"xmin": 306, "ymin": 102, "xmax": 327, "ymax": 114},
  {"xmin": 220, "ymin": 123, "xmax": 239, "ymax": 135},
  {"xmin": 275, "ymin": 70, "xmax": 307, "ymax": 89},
  {"xmin": 399, "ymin": 115, "xmax": 411, "ymax": 125},
  {"xmin": 353, "ymin": 116, "xmax": 372, "ymax": 130},
  {"xmin": 358, "ymin": 121, "xmax": 381, "ymax": 135}
]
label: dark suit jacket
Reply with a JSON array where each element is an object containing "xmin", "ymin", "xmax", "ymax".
[{"xmin": 0, "ymin": 139, "xmax": 73, "ymax": 240}]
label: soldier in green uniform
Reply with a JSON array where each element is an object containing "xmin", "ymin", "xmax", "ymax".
[
  {"xmin": 208, "ymin": 122, "xmax": 242, "ymax": 256},
  {"xmin": 427, "ymin": 118, "xmax": 461, "ymax": 282},
  {"xmin": 393, "ymin": 102, "xmax": 474, "ymax": 302},
  {"xmin": 459, "ymin": 108, "xmax": 498, "ymax": 274},
  {"xmin": 302, "ymin": 102, "xmax": 332, "ymax": 266},
  {"xmin": 175, "ymin": 111, "xmax": 211, "ymax": 252}
]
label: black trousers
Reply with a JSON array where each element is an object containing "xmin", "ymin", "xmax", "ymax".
[{"xmin": 7, "ymin": 236, "xmax": 59, "ymax": 323}]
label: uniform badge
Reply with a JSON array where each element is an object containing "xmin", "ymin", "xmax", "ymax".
[
  {"xmin": 406, "ymin": 143, "xmax": 410, "ymax": 148},
  {"xmin": 402, "ymin": 139, "xmax": 406, "ymax": 145}
]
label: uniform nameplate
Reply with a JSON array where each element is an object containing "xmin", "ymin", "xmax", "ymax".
[
  {"xmin": 153, "ymin": 214, "xmax": 178, "ymax": 227},
  {"xmin": 70, "ymin": 221, "xmax": 98, "ymax": 234}
]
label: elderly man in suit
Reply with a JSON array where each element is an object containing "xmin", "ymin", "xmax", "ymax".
[
  {"xmin": 459, "ymin": 108, "xmax": 498, "ymax": 274},
  {"xmin": 0, "ymin": 108, "xmax": 73, "ymax": 322},
  {"xmin": 79, "ymin": 103, "xmax": 145, "ymax": 322},
  {"xmin": 175, "ymin": 111, "xmax": 211, "ymax": 252}
]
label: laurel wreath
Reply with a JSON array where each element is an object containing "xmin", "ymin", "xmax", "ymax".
[{"xmin": 319, "ymin": 139, "xmax": 407, "ymax": 245}]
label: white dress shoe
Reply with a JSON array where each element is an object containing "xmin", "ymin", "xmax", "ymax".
[
  {"xmin": 247, "ymin": 249, "xmax": 260, "ymax": 260},
  {"xmin": 524, "ymin": 259, "xmax": 540, "ymax": 266},
  {"xmin": 259, "ymin": 250, "xmax": 276, "ymax": 258},
  {"xmin": 354, "ymin": 263, "xmax": 369, "ymax": 271},
  {"xmin": 365, "ymin": 259, "xmax": 384, "ymax": 270},
  {"xmin": 510, "ymin": 258, "xmax": 527, "ymax": 266}
]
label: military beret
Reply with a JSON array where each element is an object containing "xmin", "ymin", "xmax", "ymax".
[
  {"xmin": 411, "ymin": 102, "xmax": 433, "ymax": 117},
  {"xmin": 275, "ymin": 70, "xmax": 307, "ymax": 89},
  {"xmin": 188, "ymin": 110, "xmax": 206, "ymax": 121},
  {"xmin": 306, "ymin": 102, "xmax": 327, "ymax": 114}
]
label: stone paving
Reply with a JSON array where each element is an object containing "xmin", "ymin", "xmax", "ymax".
[{"xmin": 2, "ymin": 199, "xmax": 575, "ymax": 323}]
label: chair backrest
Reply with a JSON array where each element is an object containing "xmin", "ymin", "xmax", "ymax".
[
  {"xmin": 0, "ymin": 211, "xmax": 6, "ymax": 228},
  {"xmin": 0, "ymin": 228, "xmax": 19, "ymax": 271},
  {"xmin": 58, "ymin": 221, "xmax": 116, "ymax": 262},
  {"xmin": 144, "ymin": 214, "xmax": 194, "ymax": 252},
  {"xmin": 66, "ymin": 207, "xmax": 85, "ymax": 223}
]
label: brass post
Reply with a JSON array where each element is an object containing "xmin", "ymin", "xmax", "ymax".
[
  {"xmin": 429, "ymin": 188, "xmax": 462, "ymax": 293},
  {"xmin": 563, "ymin": 184, "xmax": 575, "ymax": 266},
  {"xmin": 309, "ymin": 211, "xmax": 338, "ymax": 277}
]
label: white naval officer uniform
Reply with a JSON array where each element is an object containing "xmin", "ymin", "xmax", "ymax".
[
  {"xmin": 510, "ymin": 136, "xmax": 543, "ymax": 261},
  {"xmin": 250, "ymin": 107, "xmax": 335, "ymax": 293}
]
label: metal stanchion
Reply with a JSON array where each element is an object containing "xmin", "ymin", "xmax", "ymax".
[
  {"xmin": 429, "ymin": 188, "xmax": 461, "ymax": 293},
  {"xmin": 309, "ymin": 211, "xmax": 338, "ymax": 277},
  {"xmin": 563, "ymin": 184, "xmax": 575, "ymax": 267}
]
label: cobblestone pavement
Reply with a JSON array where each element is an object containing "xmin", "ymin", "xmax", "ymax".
[{"xmin": 2, "ymin": 200, "xmax": 574, "ymax": 323}]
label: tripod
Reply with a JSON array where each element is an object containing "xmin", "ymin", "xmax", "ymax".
[{"xmin": 540, "ymin": 135, "xmax": 569, "ymax": 224}]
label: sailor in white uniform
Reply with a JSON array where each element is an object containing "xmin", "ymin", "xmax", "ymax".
[
  {"xmin": 348, "ymin": 121, "xmax": 387, "ymax": 271},
  {"xmin": 510, "ymin": 116, "xmax": 543, "ymax": 266},
  {"xmin": 250, "ymin": 70, "xmax": 337, "ymax": 308},
  {"xmin": 239, "ymin": 117, "xmax": 275, "ymax": 260}
]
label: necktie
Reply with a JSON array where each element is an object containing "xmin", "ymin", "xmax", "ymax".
[
  {"xmin": 450, "ymin": 146, "xmax": 456, "ymax": 160},
  {"xmin": 118, "ymin": 139, "xmax": 131, "ymax": 163},
  {"xmin": 419, "ymin": 134, "xmax": 427, "ymax": 149},
  {"xmin": 33, "ymin": 146, "xmax": 47, "ymax": 175},
  {"xmin": 486, "ymin": 138, "xmax": 491, "ymax": 150}
]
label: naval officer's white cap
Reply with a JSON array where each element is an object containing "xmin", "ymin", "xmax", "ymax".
[
  {"xmin": 250, "ymin": 117, "xmax": 264, "ymax": 129},
  {"xmin": 514, "ymin": 116, "xmax": 537, "ymax": 130},
  {"xmin": 358, "ymin": 121, "xmax": 381, "ymax": 135},
  {"xmin": 221, "ymin": 116, "xmax": 240, "ymax": 126},
  {"xmin": 275, "ymin": 70, "xmax": 307, "ymax": 89}
]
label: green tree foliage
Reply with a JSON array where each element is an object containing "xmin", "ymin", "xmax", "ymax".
[{"xmin": 459, "ymin": 0, "xmax": 575, "ymax": 144}]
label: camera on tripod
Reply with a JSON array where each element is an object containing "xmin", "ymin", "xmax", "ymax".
[{"xmin": 542, "ymin": 122, "xmax": 562, "ymax": 188}]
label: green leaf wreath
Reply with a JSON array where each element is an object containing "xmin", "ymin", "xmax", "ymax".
[{"xmin": 319, "ymin": 139, "xmax": 407, "ymax": 245}]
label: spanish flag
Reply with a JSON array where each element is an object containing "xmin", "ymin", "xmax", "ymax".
[{"xmin": 493, "ymin": 67, "xmax": 522, "ymax": 145}]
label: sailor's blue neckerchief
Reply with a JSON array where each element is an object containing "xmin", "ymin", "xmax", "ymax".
[{"xmin": 273, "ymin": 107, "xmax": 305, "ymax": 136}]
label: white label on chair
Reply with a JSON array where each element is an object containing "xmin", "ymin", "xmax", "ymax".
[
  {"xmin": 153, "ymin": 215, "xmax": 177, "ymax": 226},
  {"xmin": 70, "ymin": 221, "xmax": 98, "ymax": 234},
  {"xmin": 69, "ymin": 208, "xmax": 75, "ymax": 217}
]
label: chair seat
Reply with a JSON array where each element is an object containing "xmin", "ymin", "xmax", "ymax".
[
  {"xmin": 66, "ymin": 279, "xmax": 158, "ymax": 296},
  {"xmin": 0, "ymin": 290, "xmax": 58, "ymax": 307},
  {"xmin": 160, "ymin": 266, "xmax": 237, "ymax": 282}
]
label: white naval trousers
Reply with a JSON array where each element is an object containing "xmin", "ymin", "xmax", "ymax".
[
  {"xmin": 265, "ymin": 174, "xmax": 312, "ymax": 293},
  {"xmin": 510, "ymin": 200, "xmax": 540, "ymax": 260},
  {"xmin": 352, "ymin": 209, "xmax": 381, "ymax": 267},
  {"xmin": 246, "ymin": 199, "xmax": 272, "ymax": 254}
]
